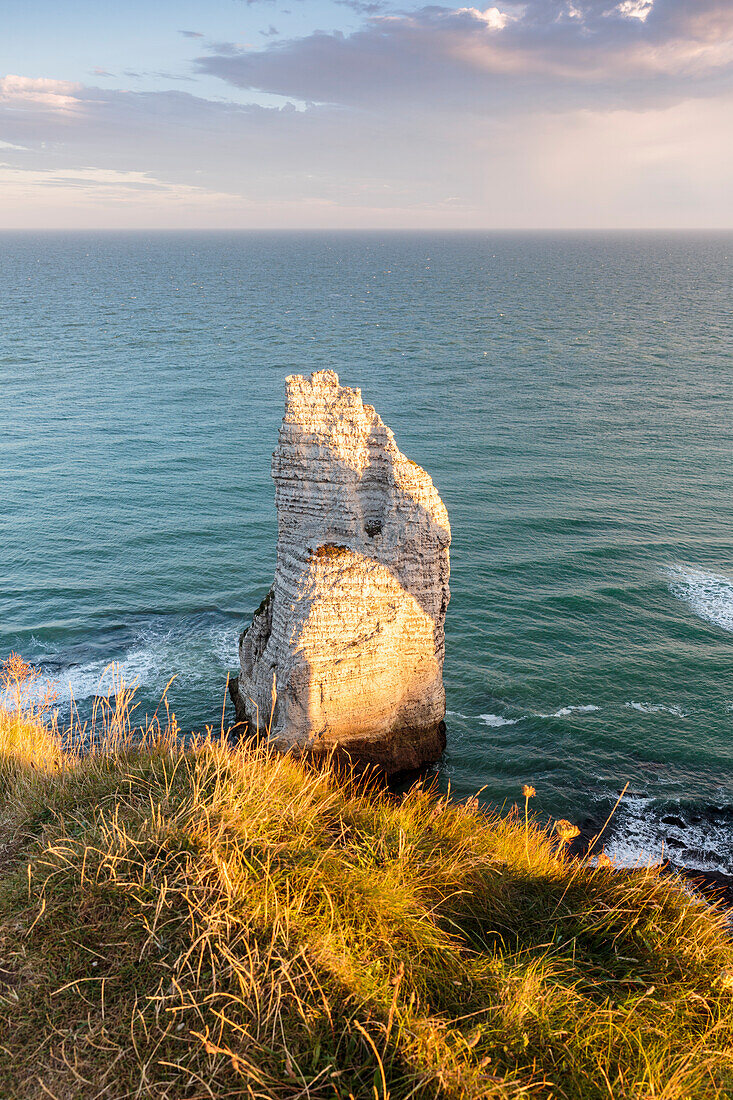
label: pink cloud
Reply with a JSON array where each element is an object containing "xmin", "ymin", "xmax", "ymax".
[
  {"xmin": 0, "ymin": 75, "xmax": 83, "ymax": 111},
  {"xmin": 196, "ymin": 1, "xmax": 733, "ymax": 109}
]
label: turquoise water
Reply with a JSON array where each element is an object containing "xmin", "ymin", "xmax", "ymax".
[{"xmin": 3, "ymin": 231, "xmax": 732, "ymax": 872}]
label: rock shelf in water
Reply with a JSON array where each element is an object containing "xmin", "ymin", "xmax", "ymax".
[{"xmin": 231, "ymin": 369, "xmax": 451, "ymax": 774}]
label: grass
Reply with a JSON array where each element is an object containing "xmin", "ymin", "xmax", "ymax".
[{"xmin": 0, "ymin": 655, "xmax": 732, "ymax": 1099}]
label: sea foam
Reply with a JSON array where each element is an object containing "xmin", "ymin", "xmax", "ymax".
[
  {"xmin": 535, "ymin": 705, "xmax": 600, "ymax": 718},
  {"xmin": 605, "ymin": 796, "xmax": 733, "ymax": 877},
  {"xmin": 453, "ymin": 706, "xmax": 601, "ymax": 726},
  {"xmin": 625, "ymin": 701, "xmax": 687, "ymax": 718},
  {"xmin": 5, "ymin": 623, "xmax": 239, "ymax": 710},
  {"xmin": 665, "ymin": 564, "xmax": 733, "ymax": 633}
]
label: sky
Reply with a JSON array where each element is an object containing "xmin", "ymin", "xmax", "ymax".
[{"xmin": 2, "ymin": 0, "xmax": 732, "ymax": 228}]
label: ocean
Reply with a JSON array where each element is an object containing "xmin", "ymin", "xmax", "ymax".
[{"xmin": 2, "ymin": 230, "xmax": 732, "ymax": 876}]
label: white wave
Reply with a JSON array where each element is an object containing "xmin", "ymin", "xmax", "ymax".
[
  {"xmin": 5, "ymin": 646, "xmax": 163, "ymax": 708},
  {"xmin": 446, "ymin": 706, "xmax": 599, "ymax": 724},
  {"xmin": 665, "ymin": 564, "xmax": 733, "ymax": 633},
  {"xmin": 5, "ymin": 623, "xmax": 239, "ymax": 709},
  {"xmin": 446, "ymin": 710, "xmax": 522, "ymax": 726},
  {"xmin": 209, "ymin": 625, "xmax": 239, "ymax": 669},
  {"xmin": 536, "ymin": 705, "xmax": 600, "ymax": 718},
  {"xmin": 605, "ymin": 796, "xmax": 733, "ymax": 876},
  {"xmin": 625, "ymin": 701, "xmax": 687, "ymax": 718}
]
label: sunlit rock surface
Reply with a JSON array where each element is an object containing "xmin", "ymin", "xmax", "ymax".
[{"xmin": 232, "ymin": 369, "xmax": 450, "ymax": 774}]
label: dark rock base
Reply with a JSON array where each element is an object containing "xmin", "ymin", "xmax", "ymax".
[{"xmin": 228, "ymin": 674, "xmax": 446, "ymax": 778}]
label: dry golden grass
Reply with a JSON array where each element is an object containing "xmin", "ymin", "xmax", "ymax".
[
  {"xmin": 0, "ymin": 653, "xmax": 63, "ymax": 783},
  {"xmin": 0, "ymin": 654, "xmax": 732, "ymax": 1099}
]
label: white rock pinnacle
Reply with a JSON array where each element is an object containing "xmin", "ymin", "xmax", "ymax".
[{"xmin": 232, "ymin": 369, "xmax": 450, "ymax": 773}]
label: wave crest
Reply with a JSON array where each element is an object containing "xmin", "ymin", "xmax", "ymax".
[
  {"xmin": 625, "ymin": 701, "xmax": 687, "ymax": 718},
  {"xmin": 665, "ymin": 564, "xmax": 733, "ymax": 633},
  {"xmin": 6, "ymin": 621, "xmax": 239, "ymax": 709}
]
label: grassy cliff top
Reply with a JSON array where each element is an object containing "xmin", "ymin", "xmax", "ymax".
[{"xmin": 1, "ymin": 656, "xmax": 732, "ymax": 1099}]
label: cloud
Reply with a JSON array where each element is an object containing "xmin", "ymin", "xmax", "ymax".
[
  {"xmin": 179, "ymin": 30, "xmax": 205, "ymax": 39},
  {"xmin": 616, "ymin": 1, "xmax": 653, "ymax": 21},
  {"xmin": 0, "ymin": 163, "xmax": 235, "ymax": 202},
  {"xmin": 0, "ymin": 84, "xmax": 447, "ymax": 200},
  {"xmin": 204, "ymin": 41, "xmax": 249, "ymax": 57},
  {"xmin": 335, "ymin": 1, "xmax": 387, "ymax": 12},
  {"xmin": 0, "ymin": 73, "xmax": 730, "ymax": 229},
  {"xmin": 117, "ymin": 68, "xmax": 196, "ymax": 83},
  {"xmin": 456, "ymin": 7, "xmax": 512, "ymax": 30},
  {"xmin": 196, "ymin": 0, "xmax": 733, "ymax": 111},
  {"xmin": 0, "ymin": 161, "xmax": 243, "ymax": 229},
  {"xmin": 0, "ymin": 75, "xmax": 83, "ymax": 111},
  {"xmin": 2, "ymin": 3, "xmax": 731, "ymax": 229},
  {"xmin": 150, "ymin": 71, "xmax": 197, "ymax": 81}
]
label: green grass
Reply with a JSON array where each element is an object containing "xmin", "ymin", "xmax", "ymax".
[{"xmin": 0, "ymin": 655, "xmax": 732, "ymax": 1099}]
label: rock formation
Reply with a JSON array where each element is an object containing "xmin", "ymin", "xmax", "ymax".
[{"xmin": 231, "ymin": 369, "xmax": 450, "ymax": 774}]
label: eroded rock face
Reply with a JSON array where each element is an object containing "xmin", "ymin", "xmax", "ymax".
[{"xmin": 232, "ymin": 369, "xmax": 450, "ymax": 774}]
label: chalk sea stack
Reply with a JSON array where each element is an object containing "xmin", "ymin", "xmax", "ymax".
[{"xmin": 231, "ymin": 370, "xmax": 450, "ymax": 774}]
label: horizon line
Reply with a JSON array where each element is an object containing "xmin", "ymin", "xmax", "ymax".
[{"xmin": 1, "ymin": 225, "xmax": 732, "ymax": 234}]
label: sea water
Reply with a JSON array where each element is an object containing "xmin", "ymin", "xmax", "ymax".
[{"xmin": 2, "ymin": 231, "xmax": 732, "ymax": 873}]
